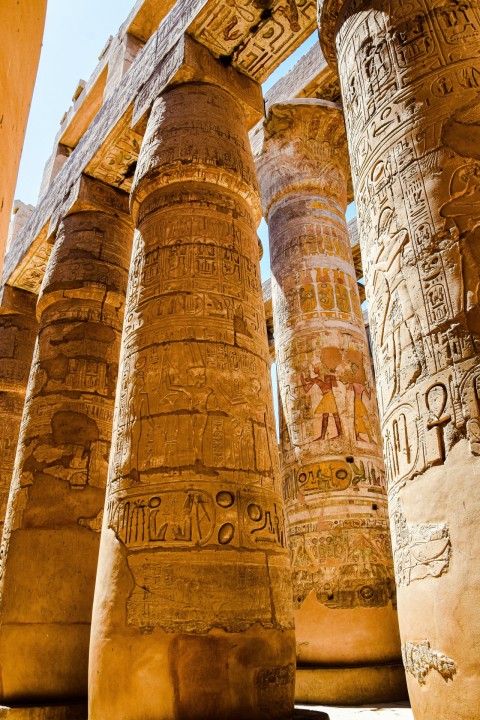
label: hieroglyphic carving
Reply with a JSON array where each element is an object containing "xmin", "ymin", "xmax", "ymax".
[
  {"xmin": 107, "ymin": 484, "xmax": 287, "ymax": 552},
  {"xmin": 402, "ymin": 641, "xmax": 457, "ymax": 686},
  {"xmin": 8, "ymin": 241, "xmax": 52, "ymax": 295},
  {"xmin": 107, "ymin": 86, "xmax": 289, "ymax": 628},
  {"xmin": 289, "ymin": 516, "xmax": 395, "ymax": 609},
  {"xmin": 0, "ymin": 179, "xmax": 133, "ymax": 701},
  {"xmin": 257, "ymin": 100, "xmax": 396, "ymax": 618},
  {"xmin": 318, "ymin": 0, "xmax": 480, "ymax": 713},
  {"xmin": 87, "ymin": 118, "xmax": 143, "ymax": 192},
  {"xmin": 319, "ymin": 0, "xmax": 480, "ymax": 493},
  {"xmin": 89, "ymin": 76, "xmax": 295, "ymax": 720},
  {"xmin": 190, "ymin": 0, "xmax": 317, "ymax": 83}
]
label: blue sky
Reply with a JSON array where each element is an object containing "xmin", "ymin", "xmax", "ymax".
[{"xmin": 15, "ymin": 0, "xmax": 134, "ymax": 209}]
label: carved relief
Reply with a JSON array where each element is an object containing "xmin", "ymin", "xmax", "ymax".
[
  {"xmin": 0, "ymin": 181, "xmax": 133, "ymax": 698},
  {"xmin": 88, "ymin": 121, "xmax": 143, "ymax": 191},
  {"xmin": 9, "ymin": 242, "xmax": 52, "ymax": 295},
  {"xmin": 289, "ymin": 516, "xmax": 395, "ymax": 609},
  {"xmin": 90, "ymin": 80, "xmax": 295, "ymax": 720},
  {"xmin": 402, "ymin": 641, "xmax": 457, "ymax": 686},
  {"xmin": 392, "ymin": 504, "xmax": 451, "ymax": 586},
  {"xmin": 256, "ymin": 97, "xmax": 397, "ymax": 666},
  {"xmin": 317, "ymin": 0, "xmax": 480, "ymax": 712},
  {"xmin": 190, "ymin": 0, "xmax": 317, "ymax": 83}
]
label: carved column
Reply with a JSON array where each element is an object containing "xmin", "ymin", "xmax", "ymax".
[
  {"xmin": 0, "ymin": 177, "xmax": 133, "ymax": 703},
  {"xmin": 257, "ymin": 99, "xmax": 403, "ymax": 704},
  {"xmin": 0, "ymin": 289, "xmax": 37, "ymax": 534},
  {"xmin": 89, "ymin": 78, "xmax": 295, "ymax": 720},
  {"xmin": 318, "ymin": 1, "xmax": 480, "ymax": 717}
]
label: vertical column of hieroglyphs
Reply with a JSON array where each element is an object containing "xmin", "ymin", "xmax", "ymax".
[
  {"xmin": 318, "ymin": 0, "xmax": 480, "ymax": 717},
  {"xmin": 0, "ymin": 293, "xmax": 37, "ymax": 534},
  {"xmin": 0, "ymin": 177, "xmax": 133, "ymax": 703},
  {"xmin": 89, "ymin": 77, "xmax": 296, "ymax": 720},
  {"xmin": 257, "ymin": 100, "xmax": 403, "ymax": 704}
]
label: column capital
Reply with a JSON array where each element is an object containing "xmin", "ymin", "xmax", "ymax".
[
  {"xmin": 131, "ymin": 82, "xmax": 262, "ymax": 224},
  {"xmin": 257, "ymin": 99, "xmax": 349, "ymax": 219},
  {"xmin": 48, "ymin": 175, "xmax": 131, "ymax": 239}
]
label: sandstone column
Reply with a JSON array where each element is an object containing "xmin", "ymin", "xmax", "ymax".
[
  {"xmin": 0, "ymin": 290, "xmax": 37, "ymax": 534},
  {"xmin": 257, "ymin": 99, "xmax": 403, "ymax": 704},
  {"xmin": 0, "ymin": 176, "xmax": 133, "ymax": 703},
  {"xmin": 89, "ymin": 78, "xmax": 295, "ymax": 720},
  {"xmin": 318, "ymin": 1, "xmax": 480, "ymax": 717}
]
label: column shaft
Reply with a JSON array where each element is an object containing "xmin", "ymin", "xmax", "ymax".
[
  {"xmin": 318, "ymin": 1, "xmax": 480, "ymax": 717},
  {"xmin": 0, "ymin": 179, "xmax": 132, "ymax": 703},
  {"xmin": 0, "ymin": 299, "xmax": 37, "ymax": 533},
  {"xmin": 89, "ymin": 80, "xmax": 295, "ymax": 720},
  {"xmin": 257, "ymin": 100, "xmax": 403, "ymax": 704}
]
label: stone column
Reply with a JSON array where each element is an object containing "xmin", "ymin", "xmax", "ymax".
[
  {"xmin": 0, "ymin": 176, "xmax": 133, "ymax": 703},
  {"xmin": 89, "ymin": 78, "xmax": 295, "ymax": 720},
  {"xmin": 0, "ymin": 289, "xmax": 37, "ymax": 534},
  {"xmin": 318, "ymin": 1, "xmax": 480, "ymax": 717},
  {"xmin": 257, "ymin": 99, "xmax": 403, "ymax": 704}
]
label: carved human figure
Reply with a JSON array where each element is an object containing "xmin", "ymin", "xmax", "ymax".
[
  {"xmin": 374, "ymin": 228, "xmax": 426, "ymax": 395},
  {"xmin": 301, "ymin": 369, "xmax": 343, "ymax": 439},
  {"xmin": 257, "ymin": 100, "xmax": 402, "ymax": 704},
  {"xmin": 318, "ymin": 0, "xmax": 480, "ymax": 716},
  {"xmin": 89, "ymin": 67, "xmax": 295, "ymax": 720},
  {"xmin": 0, "ymin": 177, "xmax": 133, "ymax": 703}
]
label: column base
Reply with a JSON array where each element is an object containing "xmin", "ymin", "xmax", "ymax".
[
  {"xmin": 295, "ymin": 663, "xmax": 408, "ymax": 706},
  {"xmin": 0, "ymin": 705, "xmax": 87, "ymax": 720}
]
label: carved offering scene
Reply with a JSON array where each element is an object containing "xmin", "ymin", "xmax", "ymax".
[{"xmin": 0, "ymin": 0, "xmax": 479, "ymax": 718}]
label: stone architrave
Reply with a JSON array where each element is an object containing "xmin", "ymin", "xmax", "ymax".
[
  {"xmin": 88, "ymin": 77, "xmax": 296, "ymax": 719},
  {"xmin": 0, "ymin": 291, "xmax": 37, "ymax": 535},
  {"xmin": 0, "ymin": 177, "xmax": 133, "ymax": 703},
  {"xmin": 318, "ymin": 1, "xmax": 480, "ymax": 717},
  {"xmin": 257, "ymin": 99, "xmax": 404, "ymax": 704}
]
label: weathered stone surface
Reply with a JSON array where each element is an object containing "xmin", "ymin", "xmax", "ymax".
[
  {"xmin": 89, "ymin": 73, "xmax": 295, "ymax": 719},
  {"xmin": 3, "ymin": 0, "xmax": 320, "ymax": 295},
  {"xmin": 0, "ymin": 292, "xmax": 37, "ymax": 535},
  {"xmin": 189, "ymin": 0, "xmax": 317, "ymax": 83},
  {"xmin": 0, "ymin": 178, "xmax": 133, "ymax": 703},
  {"xmin": 3, "ymin": 33, "xmax": 263, "ymax": 299},
  {"xmin": 318, "ymin": 0, "xmax": 480, "ymax": 717},
  {"xmin": 257, "ymin": 99, "xmax": 402, "ymax": 703}
]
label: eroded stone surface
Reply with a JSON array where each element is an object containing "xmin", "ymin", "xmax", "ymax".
[
  {"xmin": 257, "ymin": 100, "xmax": 401, "ymax": 699},
  {"xmin": 0, "ymin": 178, "xmax": 133, "ymax": 703},
  {"xmin": 0, "ymin": 302, "xmax": 37, "ymax": 535},
  {"xmin": 318, "ymin": 0, "xmax": 480, "ymax": 717},
  {"xmin": 89, "ymin": 74, "xmax": 295, "ymax": 720}
]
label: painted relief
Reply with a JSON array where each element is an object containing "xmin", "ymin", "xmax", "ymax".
[{"xmin": 257, "ymin": 100, "xmax": 395, "ymax": 613}]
